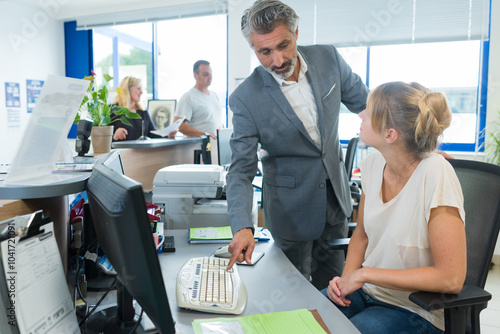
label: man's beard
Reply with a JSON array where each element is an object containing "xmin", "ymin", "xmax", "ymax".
[{"xmin": 264, "ymin": 52, "xmax": 298, "ymax": 80}]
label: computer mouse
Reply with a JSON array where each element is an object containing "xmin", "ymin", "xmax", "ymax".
[{"xmin": 214, "ymin": 245, "xmax": 232, "ymax": 258}]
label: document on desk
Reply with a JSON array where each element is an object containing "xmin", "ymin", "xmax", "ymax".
[
  {"xmin": 151, "ymin": 117, "xmax": 185, "ymax": 137},
  {"xmin": 1, "ymin": 222, "xmax": 80, "ymax": 334},
  {"xmin": 188, "ymin": 226, "xmax": 270, "ymax": 244},
  {"xmin": 192, "ymin": 308, "xmax": 328, "ymax": 334}
]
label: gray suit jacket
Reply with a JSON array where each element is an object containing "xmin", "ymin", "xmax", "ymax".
[{"xmin": 227, "ymin": 45, "xmax": 369, "ymax": 241}]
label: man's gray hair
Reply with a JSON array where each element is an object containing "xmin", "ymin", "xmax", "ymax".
[{"xmin": 241, "ymin": 0, "xmax": 300, "ymax": 45}]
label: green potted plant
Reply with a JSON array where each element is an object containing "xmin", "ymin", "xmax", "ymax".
[{"xmin": 74, "ymin": 72, "xmax": 141, "ymax": 153}]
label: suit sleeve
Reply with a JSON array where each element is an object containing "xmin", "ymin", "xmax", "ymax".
[
  {"xmin": 333, "ymin": 46, "xmax": 369, "ymax": 114},
  {"xmin": 226, "ymin": 93, "xmax": 260, "ymax": 235}
]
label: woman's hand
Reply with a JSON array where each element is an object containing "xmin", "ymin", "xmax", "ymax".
[
  {"xmin": 113, "ymin": 128, "xmax": 128, "ymax": 141},
  {"xmin": 326, "ymin": 277, "xmax": 351, "ymax": 307},
  {"xmin": 326, "ymin": 270, "xmax": 365, "ymax": 307}
]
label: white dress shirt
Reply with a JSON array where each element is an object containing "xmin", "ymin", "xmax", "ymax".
[{"xmin": 271, "ymin": 52, "xmax": 321, "ymax": 149}]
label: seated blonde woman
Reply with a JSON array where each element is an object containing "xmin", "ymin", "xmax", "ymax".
[{"xmin": 323, "ymin": 82, "xmax": 466, "ymax": 334}]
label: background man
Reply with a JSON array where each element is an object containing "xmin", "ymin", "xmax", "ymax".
[{"xmin": 173, "ymin": 60, "xmax": 222, "ymax": 140}]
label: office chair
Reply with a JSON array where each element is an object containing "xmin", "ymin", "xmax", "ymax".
[
  {"xmin": 194, "ymin": 134, "xmax": 212, "ymax": 164},
  {"xmin": 326, "ymin": 158, "xmax": 500, "ymax": 331},
  {"xmin": 345, "ymin": 137, "xmax": 359, "ymax": 182},
  {"xmin": 345, "ymin": 137, "xmax": 361, "ymax": 233},
  {"xmin": 409, "ymin": 159, "xmax": 500, "ymax": 334}
]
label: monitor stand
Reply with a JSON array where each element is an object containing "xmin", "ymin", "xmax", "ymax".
[{"xmin": 83, "ymin": 279, "xmax": 139, "ymax": 334}]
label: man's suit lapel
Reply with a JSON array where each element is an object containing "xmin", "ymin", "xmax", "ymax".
[{"xmin": 258, "ymin": 66, "xmax": 319, "ymax": 150}]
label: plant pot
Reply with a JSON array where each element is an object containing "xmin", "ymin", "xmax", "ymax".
[{"xmin": 91, "ymin": 125, "xmax": 114, "ymax": 154}]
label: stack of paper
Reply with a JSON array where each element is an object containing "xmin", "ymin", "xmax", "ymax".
[
  {"xmin": 192, "ymin": 308, "xmax": 330, "ymax": 334},
  {"xmin": 188, "ymin": 226, "xmax": 270, "ymax": 244}
]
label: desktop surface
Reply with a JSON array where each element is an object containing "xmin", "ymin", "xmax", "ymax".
[
  {"xmin": 158, "ymin": 230, "xmax": 360, "ymax": 333},
  {"xmin": 0, "ymin": 173, "xmax": 89, "ymax": 199},
  {"xmin": 81, "ymin": 229, "xmax": 360, "ymax": 333},
  {"xmin": 111, "ymin": 136, "xmax": 201, "ymax": 149}
]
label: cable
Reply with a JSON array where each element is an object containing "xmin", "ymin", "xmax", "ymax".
[
  {"xmin": 78, "ymin": 276, "xmax": 118, "ymax": 327},
  {"xmin": 74, "ymin": 255, "xmax": 88, "ymax": 305},
  {"xmin": 73, "ymin": 238, "xmax": 99, "ymax": 307},
  {"xmin": 128, "ymin": 308, "xmax": 144, "ymax": 334}
]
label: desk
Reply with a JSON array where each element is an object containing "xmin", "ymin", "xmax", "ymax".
[
  {"xmin": 158, "ymin": 230, "xmax": 360, "ymax": 333},
  {"xmin": 111, "ymin": 137, "xmax": 215, "ymax": 191},
  {"xmin": 0, "ymin": 173, "xmax": 89, "ymax": 273},
  {"xmin": 111, "ymin": 137, "xmax": 201, "ymax": 149}
]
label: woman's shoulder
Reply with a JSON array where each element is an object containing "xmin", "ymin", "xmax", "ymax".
[
  {"xmin": 360, "ymin": 150, "xmax": 384, "ymax": 169},
  {"xmin": 421, "ymin": 152, "xmax": 453, "ymax": 170},
  {"xmin": 418, "ymin": 153, "xmax": 458, "ymax": 184}
]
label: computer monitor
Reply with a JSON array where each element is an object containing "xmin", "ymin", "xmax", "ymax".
[
  {"xmin": 101, "ymin": 149, "xmax": 124, "ymax": 175},
  {"xmin": 217, "ymin": 128, "xmax": 233, "ymax": 167},
  {"xmin": 85, "ymin": 163, "xmax": 175, "ymax": 333},
  {"xmin": 82, "ymin": 150, "xmax": 125, "ymax": 291}
]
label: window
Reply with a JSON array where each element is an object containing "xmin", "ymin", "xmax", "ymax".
[
  {"xmin": 338, "ymin": 40, "xmax": 484, "ymax": 151},
  {"xmin": 91, "ymin": 15, "xmax": 228, "ymax": 123},
  {"xmin": 93, "ymin": 23, "xmax": 153, "ymax": 109},
  {"xmin": 156, "ymin": 15, "xmax": 227, "ymax": 124},
  {"xmin": 370, "ymin": 41, "xmax": 481, "ymax": 150}
]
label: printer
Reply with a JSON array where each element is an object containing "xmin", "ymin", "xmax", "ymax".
[{"xmin": 153, "ymin": 164, "xmax": 258, "ymax": 230}]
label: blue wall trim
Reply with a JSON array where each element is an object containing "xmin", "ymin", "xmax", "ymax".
[
  {"xmin": 64, "ymin": 21, "xmax": 93, "ymax": 138},
  {"xmin": 64, "ymin": 21, "xmax": 93, "ymax": 79}
]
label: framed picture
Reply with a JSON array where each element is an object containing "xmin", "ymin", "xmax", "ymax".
[{"xmin": 148, "ymin": 99, "xmax": 177, "ymax": 130}]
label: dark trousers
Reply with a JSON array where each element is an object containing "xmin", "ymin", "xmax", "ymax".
[{"xmin": 273, "ymin": 179, "xmax": 348, "ymax": 290}]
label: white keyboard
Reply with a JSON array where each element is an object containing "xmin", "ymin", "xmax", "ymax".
[{"xmin": 176, "ymin": 257, "xmax": 247, "ymax": 315}]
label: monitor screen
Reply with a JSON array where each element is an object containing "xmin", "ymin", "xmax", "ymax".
[
  {"xmin": 100, "ymin": 150, "xmax": 124, "ymax": 174},
  {"xmin": 217, "ymin": 128, "xmax": 233, "ymax": 167},
  {"xmin": 85, "ymin": 163, "xmax": 175, "ymax": 333}
]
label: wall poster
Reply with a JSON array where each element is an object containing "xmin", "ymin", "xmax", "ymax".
[
  {"xmin": 26, "ymin": 79, "xmax": 44, "ymax": 113},
  {"xmin": 7, "ymin": 109, "xmax": 21, "ymax": 128},
  {"xmin": 5, "ymin": 82, "xmax": 20, "ymax": 108}
]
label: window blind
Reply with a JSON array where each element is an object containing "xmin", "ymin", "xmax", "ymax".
[
  {"xmin": 76, "ymin": 0, "xmax": 228, "ymax": 30},
  {"xmin": 284, "ymin": 0, "xmax": 490, "ymax": 47}
]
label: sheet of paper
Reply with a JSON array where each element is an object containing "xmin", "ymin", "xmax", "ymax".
[
  {"xmin": 5, "ymin": 76, "xmax": 89, "ymax": 185},
  {"xmin": 192, "ymin": 308, "xmax": 327, "ymax": 334},
  {"xmin": 190, "ymin": 226, "xmax": 269, "ymax": 241},
  {"xmin": 1, "ymin": 222, "xmax": 80, "ymax": 334},
  {"xmin": 151, "ymin": 117, "xmax": 184, "ymax": 137},
  {"xmin": 191, "ymin": 226, "xmax": 233, "ymax": 240}
]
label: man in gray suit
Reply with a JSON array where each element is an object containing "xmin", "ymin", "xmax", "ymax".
[{"xmin": 226, "ymin": 0, "xmax": 369, "ymax": 290}]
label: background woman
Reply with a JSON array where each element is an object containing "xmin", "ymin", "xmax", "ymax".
[{"xmin": 112, "ymin": 76, "xmax": 176, "ymax": 140}]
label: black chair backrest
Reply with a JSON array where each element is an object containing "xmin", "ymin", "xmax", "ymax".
[
  {"xmin": 449, "ymin": 159, "xmax": 500, "ymax": 288},
  {"xmin": 345, "ymin": 137, "xmax": 359, "ymax": 181}
]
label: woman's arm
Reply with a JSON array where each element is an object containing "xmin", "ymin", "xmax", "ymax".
[{"xmin": 337, "ymin": 206, "xmax": 466, "ymax": 297}]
